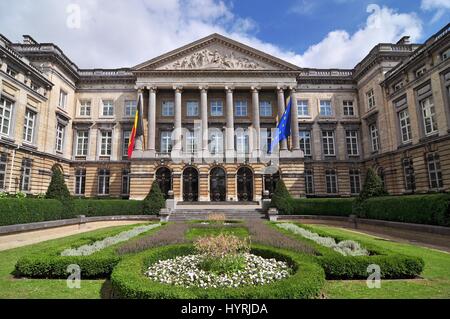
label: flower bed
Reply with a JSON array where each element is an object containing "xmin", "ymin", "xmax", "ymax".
[
  {"xmin": 272, "ymin": 222, "xmax": 424, "ymax": 280},
  {"xmin": 276, "ymin": 223, "xmax": 368, "ymax": 256},
  {"xmin": 15, "ymin": 223, "xmax": 163, "ymax": 279},
  {"xmin": 111, "ymin": 244, "xmax": 325, "ymax": 299},
  {"xmin": 146, "ymin": 253, "xmax": 291, "ymax": 288}
]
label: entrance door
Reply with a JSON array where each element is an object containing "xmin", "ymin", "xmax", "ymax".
[
  {"xmin": 183, "ymin": 167, "xmax": 199, "ymax": 202},
  {"xmin": 264, "ymin": 172, "xmax": 280, "ymax": 198},
  {"xmin": 237, "ymin": 167, "xmax": 253, "ymax": 202},
  {"xmin": 155, "ymin": 167, "xmax": 172, "ymax": 199},
  {"xmin": 210, "ymin": 167, "xmax": 226, "ymax": 202}
]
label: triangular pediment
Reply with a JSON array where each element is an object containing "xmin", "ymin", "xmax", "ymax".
[{"xmin": 133, "ymin": 34, "xmax": 300, "ymax": 72}]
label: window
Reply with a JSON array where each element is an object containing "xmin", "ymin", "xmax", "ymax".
[
  {"xmin": 186, "ymin": 101, "xmax": 199, "ymax": 117},
  {"xmin": 260, "ymin": 129, "xmax": 271, "ymax": 154},
  {"xmin": 59, "ymin": 90, "xmax": 68, "ymax": 108},
  {"xmin": 0, "ymin": 97, "xmax": 12, "ymax": 136},
  {"xmin": 319, "ymin": 100, "xmax": 332, "ymax": 116},
  {"xmin": 299, "ymin": 131, "xmax": 311, "ymax": 156},
  {"xmin": 297, "ymin": 100, "xmax": 309, "ymax": 117},
  {"xmin": 98, "ymin": 169, "xmax": 110, "ymax": 195},
  {"xmin": 122, "ymin": 169, "xmax": 130, "ymax": 195},
  {"xmin": 125, "ymin": 100, "xmax": 137, "ymax": 117},
  {"xmin": 393, "ymin": 81, "xmax": 404, "ymax": 92},
  {"xmin": 76, "ymin": 130, "xmax": 89, "ymax": 156},
  {"xmin": 415, "ymin": 66, "xmax": 427, "ymax": 79},
  {"xmin": 6, "ymin": 66, "xmax": 17, "ymax": 78},
  {"xmin": 349, "ymin": 169, "xmax": 361, "ymax": 195},
  {"xmin": 102, "ymin": 100, "xmax": 114, "ymax": 117},
  {"xmin": 343, "ymin": 101, "xmax": 354, "ymax": 116},
  {"xmin": 0, "ymin": 153, "xmax": 7, "ymax": 190},
  {"xmin": 322, "ymin": 131, "xmax": 335, "ymax": 156},
  {"xmin": 55, "ymin": 123, "xmax": 65, "ymax": 153},
  {"xmin": 79, "ymin": 101, "xmax": 91, "ymax": 116},
  {"xmin": 369, "ymin": 123, "xmax": 379, "ymax": 152},
  {"xmin": 366, "ymin": 89, "xmax": 375, "ymax": 109},
  {"xmin": 402, "ymin": 158, "xmax": 415, "ymax": 192},
  {"xmin": 23, "ymin": 109, "xmax": 36, "ymax": 143},
  {"xmin": 74, "ymin": 169, "xmax": 86, "ymax": 195},
  {"xmin": 260, "ymin": 101, "xmax": 272, "ymax": 117},
  {"xmin": 100, "ymin": 131, "xmax": 112, "ymax": 156},
  {"xmin": 325, "ymin": 169, "xmax": 337, "ymax": 194},
  {"xmin": 421, "ymin": 97, "xmax": 438, "ymax": 136},
  {"xmin": 185, "ymin": 131, "xmax": 197, "ymax": 154},
  {"xmin": 235, "ymin": 100, "xmax": 248, "ymax": 117},
  {"xmin": 346, "ymin": 130, "xmax": 359, "ymax": 156},
  {"xmin": 19, "ymin": 158, "xmax": 32, "ymax": 192},
  {"xmin": 160, "ymin": 131, "xmax": 172, "ymax": 154},
  {"xmin": 161, "ymin": 101, "xmax": 174, "ymax": 117},
  {"xmin": 427, "ymin": 153, "xmax": 443, "ymax": 189},
  {"xmin": 236, "ymin": 131, "xmax": 250, "ymax": 154},
  {"xmin": 398, "ymin": 110, "xmax": 412, "ymax": 144},
  {"xmin": 441, "ymin": 47, "xmax": 450, "ymax": 61},
  {"xmin": 122, "ymin": 131, "xmax": 131, "ymax": 157},
  {"xmin": 211, "ymin": 100, "xmax": 223, "ymax": 116},
  {"xmin": 305, "ymin": 169, "xmax": 314, "ymax": 194},
  {"xmin": 209, "ymin": 130, "xmax": 224, "ymax": 155}
]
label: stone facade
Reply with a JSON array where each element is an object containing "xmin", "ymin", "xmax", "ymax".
[{"xmin": 0, "ymin": 25, "xmax": 449, "ymax": 203}]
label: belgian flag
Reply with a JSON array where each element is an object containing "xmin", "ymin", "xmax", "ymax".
[{"xmin": 127, "ymin": 93, "xmax": 144, "ymax": 158}]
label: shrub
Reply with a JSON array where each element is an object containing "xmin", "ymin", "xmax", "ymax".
[
  {"xmin": 142, "ymin": 181, "xmax": 165, "ymax": 215},
  {"xmin": 287, "ymin": 198, "xmax": 355, "ymax": 216},
  {"xmin": 46, "ymin": 165, "xmax": 71, "ymax": 201},
  {"xmin": 270, "ymin": 179, "xmax": 293, "ymax": 214},
  {"xmin": 73, "ymin": 199, "xmax": 144, "ymax": 216},
  {"xmin": 274, "ymin": 223, "xmax": 424, "ymax": 279},
  {"xmin": 0, "ymin": 198, "xmax": 70, "ymax": 226},
  {"xmin": 111, "ymin": 244, "xmax": 325, "ymax": 299},
  {"xmin": 358, "ymin": 194, "xmax": 450, "ymax": 226},
  {"xmin": 194, "ymin": 234, "xmax": 250, "ymax": 258},
  {"xmin": 359, "ymin": 168, "xmax": 387, "ymax": 199}
]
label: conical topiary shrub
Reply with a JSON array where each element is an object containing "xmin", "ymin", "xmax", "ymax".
[
  {"xmin": 353, "ymin": 167, "xmax": 387, "ymax": 217},
  {"xmin": 46, "ymin": 165, "xmax": 71, "ymax": 201},
  {"xmin": 142, "ymin": 180, "xmax": 166, "ymax": 215},
  {"xmin": 270, "ymin": 179, "xmax": 293, "ymax": 214}
]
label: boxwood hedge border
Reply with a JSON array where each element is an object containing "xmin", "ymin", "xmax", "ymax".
[
  {"xmin": 272, "ymin": 222, "xmax": 424, "ymax": 280},
  {"xmin": 110, "ymin": 244, "xmax": 325, "ymax": 299}
]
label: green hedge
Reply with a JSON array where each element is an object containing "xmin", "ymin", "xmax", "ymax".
[
  {"xmin": 73, "ymin": 199, "xmax": 146, "ymax": 217},
  {"xmin": 274, "ymin": 223, "xmax": 424, "ymax": 280},
  {"xmin": 15, "ymin": 223, "xmax": 162, "ymax": 279},
  {"xmin": 0, "ymin": 199, "xmax": 71, "ymax": 226},
  {"xmin": 358, "ymin": 194, "xmax": 450, "ymax": 227},
  {"xmin": 285, "ymin": 198, "xmax": 355, "ymax": 216},
  {"xmin": 111, "ymin": 244, "xmax": 325, "ymax": 299}
]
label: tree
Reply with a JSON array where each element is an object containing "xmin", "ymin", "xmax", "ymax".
[
  {"xmin": 353, "ymin": 167, "xmax": 387, "ymax": 216},
  {"xmin": 46, "ymin": 165, "xmax": 71, "ymax": 201},
  {"xmin": 270, "ymin": 179, "xmax": 293, "ymax": 214},
  {"xmin": 142, "ymin": 180, "xmax": 166, "ymax": 215}
]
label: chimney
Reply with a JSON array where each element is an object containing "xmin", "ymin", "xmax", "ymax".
[{"xmin": 22, "ymin": 35, "xmax": 38, "ymax": 45}]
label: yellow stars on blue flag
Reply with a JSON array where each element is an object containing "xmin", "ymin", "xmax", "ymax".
[{"xmin": 269, "ymin": 96, "xmax": 292, "ymax": 153}]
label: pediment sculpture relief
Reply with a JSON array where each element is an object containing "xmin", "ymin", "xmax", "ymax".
[{"xmin": 162, "ymin": 49, "xmax": 263, "ymax": 70}]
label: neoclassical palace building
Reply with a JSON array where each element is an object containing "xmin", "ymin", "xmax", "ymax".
[{"xmin": 0, "ymin": 24, "xmax": 449, "ymax": 203}]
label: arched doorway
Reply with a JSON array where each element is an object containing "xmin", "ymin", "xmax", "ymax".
[
  {"xmin": 264, "ymin": 171, "xmax": 280, "ymax": 198},
  {"xmin": 210, "ymin": 167, "xmax": 226, "ymax": 202},
  {"xmin": 237, "ymin": 167, "xmax": 253, "ymax": 202},
  {"xmin": 183, "ymin": 167, "xmax": 199, "ymax": 202},
  {"xmin": 155, "ymin": 167, "xmax": 172, "ymax": 199}
]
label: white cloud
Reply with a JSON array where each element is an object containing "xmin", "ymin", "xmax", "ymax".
[
  {"xmin": 0, "ymin": 1, "xmax": 424, "ymax": 69},
  {"xmin": 421, "ymin": 0, "xmax": 450, "ymax": 23}
]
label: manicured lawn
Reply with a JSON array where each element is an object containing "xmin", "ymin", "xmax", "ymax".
[
  {"xmin": 305, "ymin": 225, "xmax": 450, "ymax": 299},
  {"xmin": 0, "ymin": 224, "xmax": 157, "ymax": 299},
  {"xmin": 185, "ymin": 226, "xmax": 249, "ymax": 240}
]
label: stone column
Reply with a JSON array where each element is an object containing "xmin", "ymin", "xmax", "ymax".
[
  {"xmin": 277, "ymin": 88, "xmax": 288, "ymax": 151},
  {"xmin": 200, "ymin": 87, "xmax": 209, "ymax": 156},
  {"xmin": 173, "ymin": 87, "xmax": 183, "ymax": 152},
  {"xmin": 148, "ymin": 87, "xmax": 157, "ymax": 156},
  {"xmin": 251, "ymin": 87, "xmax": 261, "ymax": 157},
  {"xmin": 225, "ymin": 87, "xmax": 235, "ymax": 161},
  {"xmin": 290, "ymin": 88, "xmax": 300, "ymax": 151}
]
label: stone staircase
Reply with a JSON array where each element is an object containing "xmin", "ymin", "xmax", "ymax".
[{"xmin": 168, "ymin": 202, "xmax": 267, "ymax": 221}]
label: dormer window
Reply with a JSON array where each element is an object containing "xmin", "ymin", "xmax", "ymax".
[
  {"xmin": 415, "ymin": 66, "xmax": 427, "ymax": 79},
  {"xmin": 6, "ymin": 66, "xmax": 18, "ymax": 78}
]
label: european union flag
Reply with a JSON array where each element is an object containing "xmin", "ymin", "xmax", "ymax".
[{"xmin": 269, "ymin": 96, "xmax": 292, "ymax": 153}]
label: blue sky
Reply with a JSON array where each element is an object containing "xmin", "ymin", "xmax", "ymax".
[{"xmin": 0, "ymin": 0, "xmax": 448, "ymax": 69}]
